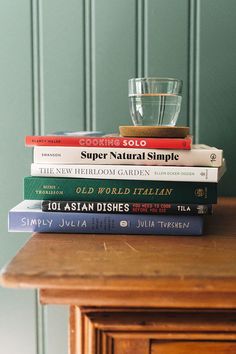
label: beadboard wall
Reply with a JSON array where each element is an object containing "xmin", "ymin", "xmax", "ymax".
[{"xmin": 0, "ymin": 1, "xmax": 236, "ymax": 353}]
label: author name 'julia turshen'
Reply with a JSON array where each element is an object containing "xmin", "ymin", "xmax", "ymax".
[{"xmin": 75, "ymin": 187, "xmax": 174, "ymax": 196}]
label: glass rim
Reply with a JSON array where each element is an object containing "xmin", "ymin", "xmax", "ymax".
[{"xmin": 129, "ymin": 77, "xmax": 182, "ymax": 83}]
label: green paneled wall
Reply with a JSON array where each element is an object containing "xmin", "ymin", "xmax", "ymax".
[
  {"xmin": 0, "ymin": 1, "xmax": 36, "ymax": 353},
  {"xmin": 146, "ymin": 0, "xmax": 189, "ymax": 127},
  {"xmin": 1, "ymin": 1, "xmax": 236, "ymax": 353},
  {"xmin": 42, "ymin": 0, "xmax": 85, "ymax": 133},
  {"xmin": 198, "ymin": 0, "xmax": 236, "ymax": 195},
  {"xmin": 94, "ymin": 0, "xmax": 136, "ymax": 131}
]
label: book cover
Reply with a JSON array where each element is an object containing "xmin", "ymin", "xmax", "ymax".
[
  {"xmin": 25, "ymin": 133, "xmax": 192, "ymax": 149},
  {"xmin": 33, "ymin": 144, "xmax": 223, "ymax": 167},
  {"xmin": 24, "ymin": 176, "xmax": 218, "ymax": 204},
  {"xmin": 9, "ymin": 200, "xmax": 204, "ymax": 235},
  {"xmin": 31, "ymin": 162, "xmax": 225, "ymax": 182},
  {"xmin": 42, "ymin": 200, "xmax": 213, "ymax": 215}
]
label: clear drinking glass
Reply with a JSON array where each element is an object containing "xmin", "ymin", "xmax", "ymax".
[{"xmin": 128, "ymin": 77, "xmax": 183, "ymax": 126}]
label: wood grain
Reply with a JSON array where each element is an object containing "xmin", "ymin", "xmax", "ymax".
[
  {"xmin": 40, "ymin": 288, "xmax": 236, "ymax": 308},
  {"xmin": 114, "ymin": 338, "xmax": 149, "ymax": 354},
  {"xmin": 152, "ymin": 341, "xmax": 236, "ymax": 354},
  {"xmin": 73, "ymin": 308, "xmax": 236, "ymax": 354},
  {"xmin": 119, "ymin": 126, "xmax": 189, "ymax": 137},
  {"xmin": 1, "ymin": 198, "xmax": 236, "ymax": 296},
  {"xmin": 2, "ymin": 199, "xmax": 236, "ymax": 353}
]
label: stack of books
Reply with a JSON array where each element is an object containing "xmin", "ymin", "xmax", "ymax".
[{"xmin": 8, "ymin": 130, "xmax": 225, "ymax": 236}]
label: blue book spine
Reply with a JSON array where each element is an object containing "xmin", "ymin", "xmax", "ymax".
[{"xmin": 9, "ymin": 210, "xmax": 204, "ymax": 235}]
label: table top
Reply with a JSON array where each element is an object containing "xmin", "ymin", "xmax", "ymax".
[{"xmin": 1, "ymin": 197, "xmax": 236, "ymax": 293}]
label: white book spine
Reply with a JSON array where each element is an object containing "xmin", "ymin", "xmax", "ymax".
[
  {"xmin": 33, "ymin": 145, "xmax": 223, "ymax": 167},
  {"xmin": 31, "ymin": 163, "xmax": 221, "ymax": 182}
]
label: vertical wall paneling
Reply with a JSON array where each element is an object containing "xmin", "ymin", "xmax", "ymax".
[
  {"xmin": 188, "ymin": 0, "xmax": 200, "ymax": 141},
  {"xmin": 93, "ymin": 0, "xmax": 136, "ymax": 131},
  {"xmin": 143, "ymin": 0, "xmax": 148, "ymax": 77},
  {"xmin": 39, "ymin": 1, "xmax": 85, "ymax": 352},
  {"xmin": 198, "ymin": 0, "xmax": 236, "ymax": 195},
  {"xmin": 136, "ymin": 0, "xmax": 146, "ymax": 77},
  {"xmin": 35, "ymin": 291, "xmax": 47, "ymax": 354},
  {"xmin": 146, "ymin": 0, "xmax": 189, "ymax": 127},
  {"xmin": 41, "ymin": 0, "xmax": 85, "ymax": 133},
  {"xmin": 46, "ymin": 306, "xmax": 68, "ymax": 354},
  {"xmin": 0, "ymin": 1, "xmax": 36, "ymax": 354},
  {"xmin": 31, "ymin": 1, "xmax": 47, "ymax": 353},
  {"xmin": 31, "ymin": 0, "xmax": 45, "ymax": 135},
  {"xmin": 83, "ymin": 0, "xmax": 96, "ymax": 130}
]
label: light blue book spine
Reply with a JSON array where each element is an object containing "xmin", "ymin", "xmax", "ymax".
[{"xmin": 9, "ymin": 210, "xmax": 204, "ymax": 235}]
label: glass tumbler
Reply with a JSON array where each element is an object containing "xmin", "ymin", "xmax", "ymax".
[{"xmin": 128, "ymin": 77, "xmax": 183, "ymax": 126}]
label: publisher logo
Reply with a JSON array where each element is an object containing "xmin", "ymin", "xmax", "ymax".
[
  {"xmin": 197, "ymin": 205, "xmax": 208, "ymax": 214},
  {"xmin": 120, "ymin": 220, "xmax": 128, "ymax": 227},
  {"xmin": 194, "ymin": 188, "xmax": 205, "ymax": 197},
  {"xmin": 210, "ymin": 153, "xmax": 217, "ymax": 162}
]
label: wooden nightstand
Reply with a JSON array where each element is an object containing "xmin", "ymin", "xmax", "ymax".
[{"xmin": 1, "ymin": 197, "xmax": 236, "ymax": 354}]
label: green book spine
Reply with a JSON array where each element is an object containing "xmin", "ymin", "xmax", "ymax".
[{"xmin": 24, "ymin": 176, "xmax": 217, "ymax": 204}]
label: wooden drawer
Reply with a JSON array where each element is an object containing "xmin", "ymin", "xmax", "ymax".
[
  {"xmin": 72, "ymin": 308, "xmax": 236, "ymax": 354},
  {"xmin": 152, "ymin": 341, "xmax": 236, "ymax": 354},
  {"xmin": 114, "ymin": 340, "xmax": 236, "ymax": 354}
]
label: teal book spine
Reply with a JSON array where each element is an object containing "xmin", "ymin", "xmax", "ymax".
[{"xmin": 24, "ymin": 176, "xmax": 217, "ymax": 204}]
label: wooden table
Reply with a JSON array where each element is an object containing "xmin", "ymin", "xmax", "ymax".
[{"xmin": 1, "ymin": 197, "xmax": 236, "ymax": 354}]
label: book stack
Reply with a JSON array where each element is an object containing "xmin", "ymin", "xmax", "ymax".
[{"xmin": 8, "ymin": 130, "xmax": 225, "ymax": 236}]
